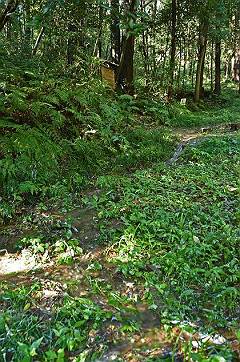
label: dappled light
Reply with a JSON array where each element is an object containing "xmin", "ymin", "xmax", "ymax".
[
  {"xmin": 0, "ymin": 250, "xmax": 38, "ymax": 275},
  {"xmin": 0, "ymin": 0, "xmax": 240, "ymax": 360}
]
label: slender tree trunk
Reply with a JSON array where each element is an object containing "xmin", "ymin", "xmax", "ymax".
[
  {"xmin": 233, "ymin": 10, "xmax": 240, "ymax": 92},
  {"xmin": 200, "ymin": 51, "xmax": 206, "ymax": 98},
  {"xmin": 110, "ymin": 0, "xmax": 121, "ymax": 63},
  {"xmin": 141, "ymin": 29, "xmax": 149, "ymax": 80},
  {"xmin": 167, "ymin": 0, "xmax": 177, "ymax": 100},
  {"xmin": 141, "ymin": 0, "xmax": 150, "ymax": 83},
  {"xmin": 160, "ymin": 35, "xmax": 169, "ymax": 87},
  {"xmin": 0, "ymin": 0, "xmax": 18, "ymax": 31},
  {"xmin": 67, "ymin": 23, "xmax": 77, "ymax": 65},
  {"xmin": 151, "ymin": 0, "xmax": 157, "ymax": 78},
  {"xmin": 98, "ymin": 5, "xmax": 103, "ymax": 58},
  {"xmin": 118, "ymin": 33, "xmax": 135, "ymax": 94},
  {"xmin": 92, "ymin": 5, "xmax": 104, "ymax": 57},
  {"xmin": 177, "ymin": 39, "xmax": 182, "ymax": 88},
  {"xmin": 32, "ymin": 26, "xmax": 45, "ymax": 55},
  {"xmin": 214, "ymin": 41, "xmax": 221, "ymax": 95},
  {"xmin": 182, "ymin": 37, "xmax": 187, "ymax": 88},
  {"xmin": 195, "ymin": 21, "xmax": 208, "ymax": 102},
  {"xmin": 24, "ymin": 0, "xmax": 32, "ymax": 54},
  {"xmin": 225, "ymin": 54, "xmax": 232, "ymax": 81},
  {"xmin": 188, "ymin": 46, "xmax": 194, "ymax": 85},
  {"xmin": 210, "ymin": 42, "xmax": 214, "ymax": 92}
]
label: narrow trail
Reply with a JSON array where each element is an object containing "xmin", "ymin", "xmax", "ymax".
[
  {"xmin": 0, "ymin": 124, "xmax": 239, "ymax": 361},
  {"xmin": 167, "ymin": 122, "xmax": 240, "ymax": 165}
]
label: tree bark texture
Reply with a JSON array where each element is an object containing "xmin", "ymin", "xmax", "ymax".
[
  {"xmin": 194, "ymin": 21, "xmax": 208, "ymax": 102},
  {"xmin": 111, "ymin": 0, "xmax": 121, "ymax": 63},
  {"xmin": 214, "ymin": 41, "xmax": 221, "ymax": 95},
  {"xmin": 168, "ymin": 0, "xmax": 177, "ymax": 100},
  {"xmin": 117, "ymin": 0, "xmax": 138, "ymax": 95}
]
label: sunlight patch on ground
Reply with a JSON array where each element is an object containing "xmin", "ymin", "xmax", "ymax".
[{"xmin": 0, "ymin": 249, "xmax": 38, "ymax": 275}]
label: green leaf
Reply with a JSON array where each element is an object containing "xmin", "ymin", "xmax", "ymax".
[{"xmin": 30, "ymin": 337, "xmax": 43, "ymax": 356}]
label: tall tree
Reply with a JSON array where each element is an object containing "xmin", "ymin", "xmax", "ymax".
[
  {"xmin": 0, "ymin": 0, "xmax": 19, "ymax": 31},
  {"xmin": 213, "ymin": 1, "xmax": 228, "ymax": 95},
  {"xmin": 110, "ymin": 0, "xmax": 121, "ymax": 63},
  {"xmin": 168, "ymin": 0, "xmax": 177, "ymax": 100},
  {"xmin": 67, "ymin": 22, "xmax": 77, "ymax": 65},
  {"xmin": 195, "ymin": 18, "xmax": 208, "ymax": 102},
  {"xmin": 117, "ymin": 0, "xmax": 139, "ymax": 94},
  {"xmin": 214, "ymin": 41, "xmax": 221, "ymax": 94},
  {"xmin": 24, "ymin": 0, "xmax": 32, "ymax": 54},
  {"xmin": 232, "ymin": 5, "xmax": 240, "ymax": 92}
]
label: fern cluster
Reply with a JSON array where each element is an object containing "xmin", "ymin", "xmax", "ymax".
[
  {"xmin": 0, "ymin": 68, "xmax": 131, "ymax": 219},
  {"xmin": 0, "ymin": 64, "xmax": 176, "ymax": 221}
]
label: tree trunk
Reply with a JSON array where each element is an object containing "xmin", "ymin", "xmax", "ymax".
[
  {"xmin": 92, "ymin": 5, "xmax": 104, "ymax": 57},
  {"xmin": 118, "ymin": 34, "xmax": 135, "ymax": 94},
  {"xmin": 110, "ymin": 0, "xmax": 121, "ymax": 63},
  {"xmin": 233, "ymin": 49, "xmax": 240, "ymax": 82},
  {"xmin": 117, "ymin": 0, "xmax": 138, "ymax": 95},
  {"xmin": 24, "ymin": 0, "xmax": 31, "ymax": 54},
  {"xmin": 177, "ymin": 39, "xmax": 182, "ymax": 88},
  {"xmin": 98, "ymin": 5, "xmax": 103, "ymax": 58},
  {"xmin": 182, "ymin": 37, "xmax": 187, "ymax": 88},
  {"xmin": 210, "ymin": 42, "xmax": 214, "ymax": 92},
  {"xmin": 160, "ymin": 34, "xmax": 169, "ymax": 87},
  {"xmin": 32, "ymin": 26, "xmax": 45, "ymax": 55},
  {"xmin": 167, "ymin": 0, "xmax": 177, "ymax": 100},
  {"xmin": 140, "ymin": 0, "xmax": 149, "ymax": 83},
  {"xmin": 232, "ymin": 9, "xmax": 240, "ymax": 92},
  {"xmin": 214, "ymin": 41, "xmax": 221, "ymax": 95},
  {"xmin": 0, "ymin": 0, "xmax": 18, "ymax": 31},
  {"xmin": 194, "ymin": 21, "xmax": 208, "ymax": 102},
  {"xmin": 151, "ymin": 0, "xmax": 157, "ymax": 79},
  {"xmin": 67, "ymin": 23, "xmax": 77, "ymax": 65}
]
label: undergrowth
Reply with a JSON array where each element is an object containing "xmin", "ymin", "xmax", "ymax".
[
  {"xmin": 0, "ymin": 65, "xmax": 175, "ymax": 221},
  {"xmin": 1, "ymin": 62, "xmax": 239, "ymax": 222},
  {"xmin": 0, "ymin": 134, "xmax": 239, "ymax": 361},
  {"xmin": 169, "ymin": 87, "xmax": 240, "ymax": 127},
  {"xmin": 1, "ymin": 63, "xmax": 239, "ymax": 360},
  {"xmin": 91, "ymin": 134, "xmax": 240, "ymax": 329},
  {"xmin": 0, "ymin": 284, "xmax": 112, "ymax": 361}
]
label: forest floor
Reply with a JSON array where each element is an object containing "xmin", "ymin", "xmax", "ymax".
[{"xmin": 0, "ymin": 116, "xmax": 240, "ymax": 360}]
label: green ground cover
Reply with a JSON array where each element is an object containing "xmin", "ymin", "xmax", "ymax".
[
  {"xmin": 0, "ymin": 132, "xmax": 239, "ymax": 361},
  {"xmin": 0, "ymin": 76, "xmax": 239, "ymax": 361},
  {"xmin": 93, "ymin": 134, "xmax": 240, "ymax": 323}
]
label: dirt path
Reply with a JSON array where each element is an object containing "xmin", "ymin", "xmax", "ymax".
[
  {"xmin": 0, "ymin": 125, "xmax": 239, "ymax": 361},
  {"xmin": 167, "ymin": 122, "xmax": 240, "ymax": 165}
]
